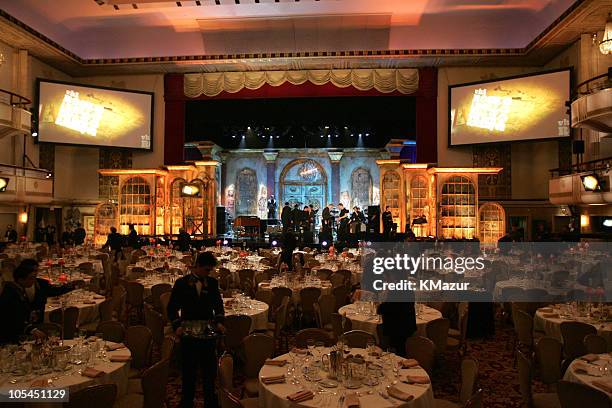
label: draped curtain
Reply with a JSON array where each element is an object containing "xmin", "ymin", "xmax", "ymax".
[{"xmin": 183, "ymin": 69, "xmax": 419, "ymax": 98}]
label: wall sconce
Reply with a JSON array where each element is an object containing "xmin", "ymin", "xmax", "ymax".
[
  {"xmin": 19, "ymin": 211, "xmax": 28, "ymax": 224},
  {"xmin": 0, "ymin": 53, "xmax": 5, "ymax": 67},
  {"xmin": 0, "ymin": 177, "xmax": 8, "ymax": 192},
  {"xmin": 580, "ymin": 214, "xmax": 590, "ymax": 228},
  {"xmin": 181, "ymin": 183, "xmax": 201, "ymax": 197}
]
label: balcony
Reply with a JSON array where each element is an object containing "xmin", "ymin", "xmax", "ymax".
[
  {"xmin": 0, "ymin": 164, "xmax": 54, "ymax": 204},
  {"xmin": 0, "ymin": 88, "xmax": 32, "ymax": 139},
  {"xmin": 549, "ymin": 157, "xmax": 612, "ymax": 205},
  {"xmin": 570, "ymin": 70, "xmax": 612, "ymax": 134}
]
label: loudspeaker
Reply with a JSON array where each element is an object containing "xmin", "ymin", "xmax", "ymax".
[
  {"xmin": 367, "ymin": 205, "xmax": 380, "ymax": 233},
  {"xmin": 216, "ymin": 206, "xmax": 227, "ymax": 235},
  {"xmin": 573, "ymin": 140, "xmax": 585, "ymax": 154}
]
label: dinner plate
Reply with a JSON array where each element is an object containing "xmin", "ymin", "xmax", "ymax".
[
  {"xmin": 343, "ymin": 379, "xmax": 362, "ymax": 389},
  {"xmin": 319, "ymin": 379, "xmax": 338, "ymax": 388}
]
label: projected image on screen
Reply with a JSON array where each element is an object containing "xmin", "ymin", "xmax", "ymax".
[
  {"xmin": 449, "ymin": 70, "xmax": 570, "ymax": 146},
  {"xmin": 38, "ymin": 81, "xmax": 153, "ymax": 150}
]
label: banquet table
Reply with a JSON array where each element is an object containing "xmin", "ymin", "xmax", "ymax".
[
  {"xmin": 258, "ymin": 347, "xmax": 434, "ymax": 408},
  {"xmin": 258, "ymin": 279, "xmax": 333, "ymax": 304},
  {"xmin": 534, "ymin": 307, "xmax": 612, "ymax": 349},
  {"xmin": 136, "ymin": 274, "xmax": 180, "ymax": 297},
  {"xmin": 563, "ymin": 353, "xmax": 612, "ymax": 398},
  {"xmin": 224, "ymin": 297, "xmax": 269, "ymax": 332},
  {"xmin": 493, "ymin": 279, "xmax": 587, "ymax": 301},
  {"xmin": 0, "ymin": 339, "xmax": 131, "ymax": 408},
  {"xmin": 44, "ymin": 290, "xmax": 106, "ymax": 326},
  {"xmin": 338, "ymin": 303, "xmax": 442, "ymax": 341}
]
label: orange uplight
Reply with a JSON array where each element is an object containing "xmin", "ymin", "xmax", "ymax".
[
  {"xmin": 580, "ymin": 214, "xmax": 590, "ymax": 227},
  {"xmin": 19, "ymin": 212, "xmax": 28, "ymax": 224}
]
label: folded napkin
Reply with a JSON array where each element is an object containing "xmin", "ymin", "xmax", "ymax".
[
  {"xmin": 93, "ymin": 295, "xmax": 105, "ymax": 300},
  {"xmin": 30, "ymin": 378, "xmax": 51, "ymax": 387},
  {"xmin": 106, "ymin": 343, "xmax": 126, "ymax": 351},
  {"xmin": 539, "ymin": 307, "xmax": 553, "ymax": 313},
  {"xmin": 399, "ymin": 359, "xmax": 420, "ymax": 369},
  {"xmin": 287, "ymin": 390, "xmax": 314, "ymax": 402},
  {"xmin": 264, "ymin": 359, "xmax": 287, "ymax": 367},
  {"xmin": 581, "ymin": 354, "xmax": 599, "ymax": 363},
  {"xmin": 291, "ymin": 348, "xmax": 309, "ymax": 355},
  {"xmin": 573, "ymin": 362, "xmax": 602, "ymax": 377},
  {"xmin": 109, "ymin": 355, "xmax": 131, "ymax": 362},
  {"xmin": 261, "ymin": 375, "xmax": 286, "ymax": 385},
  {"xmin": 344, "ymin": 393, "xmax": 360, "ymax": 408},
  {"xmin": 542, "ymin": 313, "xmax": 560, "ymax": 319},
  {"xmin": 82, "ymin": 367, "xmax": 105, "ymax": 378},
  {"xmin": 404, "ymin": 375, "xmax": 430, "ymax": 384},
  {"xmin": 82, "ymin": 300, "xmax": 96, "ymax": 304},
  {"xmin": 592, "ymin": 380, "xmax": 612, "ymax": 394},
  {"xmin": 387, "ymin": 386, "xmax": 414, "ymax": 401}
]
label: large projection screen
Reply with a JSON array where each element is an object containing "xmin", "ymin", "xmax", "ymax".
[
  {"xmin": 37, "ymin": 80, "xmax": 153, "ymax": 150},
  {"xmin": 449, "ymin": 69, "xmax": 570, "ymax": 146}
]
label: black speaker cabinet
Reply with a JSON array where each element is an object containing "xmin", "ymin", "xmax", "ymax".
[
  {"xmin": 573, "ymin": 140, "xmax": 585, "ymax": 154},
  {"xmin": 216, "ymin": 206, "xmax": 227, "ymax": 235},
  {"xmin": 367, "ymin": 205, "xmax": 380, "ymax": 233}
]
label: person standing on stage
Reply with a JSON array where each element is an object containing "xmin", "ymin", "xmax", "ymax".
[
  {"xmin": 302, "ymin": 206, "xmax": 315, "ymax": 244},
  {"xmin": 267, "ymin": 195, "xmax": 277, "ymax": 219},
  {"xmin": 337, "ymin": 203, "xmax": 349, "ymax": 245},
  {"xmin": 281, "ymin": 202, "xmax": 292, "ymax": 233},
  {"xmin": 382, "ymin": 206, "xmax": 394, "ymax": 240},
  {"xmin": 320, "ymin": 203, "xmax": 334, "ymax": 243},
  {"xmin": 167, "ymin": 252, "xmax": 225, "ymax": 408},
  {"xmin": 291, "ymin": 204, "xmax": 302, "ymax": 233}
]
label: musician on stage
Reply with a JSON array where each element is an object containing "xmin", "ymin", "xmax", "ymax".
[
  {"xmin": 320, "ymin": 203, "xmax": 334, "ymax": 244},
  {"xmin": 281, "ymin": 202, "xmax": 292, "ymax": 233},
  {"xmin": 291, "ymin": 204, "xmax": 303, "ymax": 233},
  {"xmin": 336, "ymin": 203, "xmax": 350, "ymax": 246},
  {"xmin": 302, "ymin": 205, "xmax": 315, "ymax": 244},
  {"xmin": 382, "ymin": 206, "xmax": 394, "ymax": 240},
  {"xmin": 349, "ymin": 206, "xmax": 366, "ymax": 243},
  {"xmin": 267, "ymin": 195, "xmax": 277, "ymax": 219}
]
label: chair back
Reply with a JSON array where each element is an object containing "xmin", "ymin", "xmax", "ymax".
[
  {"xmin": 78, "ymin": 262, "xmax": 94, "ymax": 274},
  {"xmin": 65, "ymin": 384, "xmax": 117, "ymax": 408},
  {"xmin": 96, "ymin": 320, "xmax": 126, "ymax": 343},
  {"xmin": 150, "ymin": 283, "xmax": 172, "ymax": 312},
  {"xmin": 126, "ymin": 325, "xmax": 152, "ymax": 369},
  {"xmin": 405, "ymin": 336, "xmax": 435, "ymax": 375},
  {"xmin": 463, "ymin": 389, "xmax": 483, "ymax": 408},
  {"xmin": 516, "ymin": 350, "xmax": 533, "ymax": 408},
  {"xmin": 318, "ymin": 294, "xmax": 335, "ymax": 326},
  {"xmin": 332, "ymin": 285, "xmax": 350, "ymax": 310},
  {"xmin": 331, "ymin": 313, "xmax": 351, "ymax": 339},
  {"xmin": 459, "ymin": 358, "xmax": 479, "ymax": 404},
  {"xmin": 557, "ymin": 380, "xmax": 612, "ymax": 408},
  {"xmin": 274, "ymin": 296, "xmax": 290, "ymax": 338},
  {"xmin": 144, "ymin": 306, "xmax": 165, "ymax": 347},
  {"xmin": 340, "ymin": 330, "xmax": 376, "ymax": 348},
  {"xmin": 29, "ymin": 322, "xmax": 62, "ymax": 338},
  {"xmin": 329, "ymin": 273, "xmax": 345, "ymax": 288},
  {"xmin": 98, "ymin": 299, "xmax": 114, "ymax": 322},
  {"xmin": 218, "ymin": 353, "xmax": 234, "ymax": 392},
  {"xmin": 299, "ymin": 287, "xmax": 322, "ymax": 313},
  {"xmin": 560, "ymin": 321, "xmax": 597, "ymax": 360},
  {"xmin": 336, "ymin": 269, "xmax": 352, "ymax": 285},
  {"xmin": 514, "ymin": 309, "xmax": 534, "ymax": 347},
  {"xmin": 584, "ymin": 334, "xmax": 608, "ymax": 355},
  {"xmin": 224, "ymin": 314, "xmax": 253, "ymax": 350},
  {"xmin": 48, "ymin": 306, "xmax": 79, "ymax": 339},
  {"xmin": 126, "ymin": 281, "xmax": 145, "ymax": 307},
  {"xmin": 316, "ymin": 269, "xmax": 332, "ymax": 281},
  {"xmin": 243, "ymin": 334, "xmax": 275, "ymax": 378},
  {"xmin": 161, "ymin": 335, "xmax": 175, "ymax": 361},
  {"xmin": 425, "ymin": 318, "xmax": 450, "ymax": 354},
  {"xmin": 295, "ymin": 328, "xmax": 335, "ymax": 348},
  {"xmin": 271, "ymin": 287, "xmax": 293, "ymax": 310},
  {"xmin": 159, "ymin": 292, "xmax": 172, "ymax": 322},
  {"xmin": 501, "ymin": 287, "xmax": 525, "ymax": 301},
  {"xmin": 141, "ymin": 358, "xmax": 171, "ymax": 408},
  {"xmin": 254, "ymin": 289, "xmax": 273, "ymax": 306},
  {"xmin": 111, "ymin": 285, "xmax": 126, "ymax": 319},
  {"xmin": 219, "ymin": 387, "xmax": 243, "ymax": 408},
  {"xmin": 535, "ymin": 336, "xmax": 562, "ymax": 385}
]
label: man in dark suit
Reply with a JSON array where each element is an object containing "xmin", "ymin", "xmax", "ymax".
[
  {"xmin": 320, "ymin": 204, "xmax": 334, "ymax": 245},
  {"xmin": 291, "ymin": 204, "xmax": 303, "ymax": 233},
  {"xmin": 72, "ymin": 223, "xmax": 86, "ymax": 245},
  {"xmin": 167, "ymin": 252, "xmax": 225, "ymax": 408},
  {"xmin": 0, "ymin": 259, "xmax": 75, "ymax": 344},
  {"xmin": 281, "ymin": 202, "xmax": 292, "ymax": 233},
  {"xmin": 127, "ymin": 224, "xmax": 140, "ymax": 249},
  {"xmin": 4, "ymin": 224, "xmax": 18, "ymax": 243},
  {"xmin": 382, "ymin": 206, "xmax": 394, "ymax": 240}
]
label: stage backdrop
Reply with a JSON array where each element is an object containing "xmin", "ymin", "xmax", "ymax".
[{"xmin": 164, "ymin": 67, "xmax": 437, "ymax": 165}]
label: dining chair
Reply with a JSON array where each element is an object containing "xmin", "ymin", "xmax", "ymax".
[
  {"xmin": 535, "ymin": 337, "xmax": 562, "ymax": 387},
  {"xmin": 513, "ymin": 309, "xmax": 535, "ymax": 365},
  {"xmin": 560, "ymin": 321, "xmax": 597, "ymax": 360},
  {"xmin": 149, "ymin": 283, "xmax": 172, "ymax": 313},
  {"xmin": 219, "ymin": 386, "xmax": 259, "ymax": 408},
  {"xmin": 317, "ymin": 294, "xmax": 335, "ymax": 330},
  {"xmin": 332, "ymin": 285, "xmax": 350, "ymax": 310},
  {"xmin": 299, "ymin": 286, "xmax": 322, "ymax": 324},
  {"xmin": 426, "ymin": 318, "xmax": 451, "ymax": 355},
  {"xmin": 271, "ymin": 287, "xmax": 293, "ymax": 310},
  {"xmin": 96, "ymin": 320, "xmax": 126, "ymax": 343},
  {"xmin": 463, "ymin": 389, "xmax": 483, "ymax": 408},
  {"xmin": 115, "ymin": 357, "xmax": 171, "ymax": 408},
  {"xmin": 517, "ymin": 350, "xmax": 561, "ymax": 408},
  {"xmin": 583, "ymin": 334, "xmax": 608, "ymax": 354},
  {"xmin": 48, "ymin": 306, "xmax": 79, "ymax": 339},
  {"xmin": 125, "ymin": 281, "xmax": 145, "ymax": 323},
  {"xmin": 125, "ymin": 325, "xmax": 153, "ymax": 377},
  {"xmin": 434, "ymin": 358, "xmax": 478, "ymax": 407},
  {"xmin": 143, "ymin": 305, "xmax": 165, "ymax": 348},
  {"xmin": 159, "ymin": 292, "xmax": 171, "ymax": 323},
  {"xmin": 316, "ymin": 268, "xmax": 333, "ymax": 281},
  {"xmin": 405, "ymin": 336, "xmax": 435, "ymax": 375},
  {"xmin": 224, "ymin": 315, "xmax": 253, "ymax": 353},
  {"xmin": 556, "ymin": 380, "xmax": 612, "ymax": 408},
  {"xmin": 331, "ymin": 313, "xmax": 352, "ymax": 339},
  {"xmin": 242, "ymin": 334, "xmax": 275, "ymax": 397},
  {"xmin": 65, "ymin": 384, "xmax": 117, "ymax": 408},
  {"xmin": 266, "ymin": 296, "xmax": 289, "ymax": 352},
  {"xmin": 329, "ymin": 273, "xmax": 345, "ymax": 288},
  {"xmin": 294, "ymin": 328, "xmax": 335, "ymax": 348},
  {"xmin": 340, "ymin": 330, "xmax": 376, "ymax": 348},
  {"xmin": 218, "ymin": 353, "xmax": 238, "ymax": 396}
]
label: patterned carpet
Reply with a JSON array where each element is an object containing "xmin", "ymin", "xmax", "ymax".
[{"xmin": 164, "ymin": 320, "xmax": 546, "ymax": 408}]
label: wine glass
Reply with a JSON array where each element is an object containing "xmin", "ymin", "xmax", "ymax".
[{"xmin": 314, "ymin": 341, "xmax": 324, "ymax": 366}]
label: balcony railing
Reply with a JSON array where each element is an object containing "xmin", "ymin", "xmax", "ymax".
[{"xmin": 0, "ymin": 88, "xmax": 32, "ymax": 138}]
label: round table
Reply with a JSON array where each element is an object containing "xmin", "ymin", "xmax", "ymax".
[
  {"xmin": 45, "ymin": 290, "xmax": 106, "ymax": 326},
  {"xmin": 534, "ymin": 307, "xmax": 612, "ymax": 349},
  {"xmin": 136, "ymin": 275, "xmax": 180, "ymax": 298},
  {"xmin": 258, "ymin": 347, "xmax": 434, "ymax": 408},
  {"xmin": 338, "ymin": 304, "xmax": 442, "ymax": 341},
  {"xmin": 0, "ymin": 339, "xmax": 131, "ymax": 408},
  {"xmin": 563, "ymin": 353, "xmax": 612, "ymax": 398},
  {"xmin": 258, "ymin": 281, "xmax": 333, "ymax": 304},
  {"xmin": 224, "ymin": 298, "xmax": 269, "ymax": 332}
]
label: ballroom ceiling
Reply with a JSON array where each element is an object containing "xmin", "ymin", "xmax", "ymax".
[{"xmin": 0, "ymin": 0, "xmax": 610, "ymax": 75}]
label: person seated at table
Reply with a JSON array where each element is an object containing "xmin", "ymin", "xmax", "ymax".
[
  {"xmin": 127, "ymin": 224, "xmax": 140, "ymax": 249},
  {"xmin": 0, "ymin": 259, "xmax": 75, "ymax": 344},
  {"xmin": 377, "ymin": 291, "xmax": 416, "ymax": 357},
  {"xmin": 277, "ymin": 231, "xmax": 301, "ymax": 272},
  {"xmin": 4, "ymin": 224, "xmax": 18, "ymax": 243},
  {"xmin": 167, "ymin": 252, "xmax": 225, "ymax": 408},
  {"xmin": 61, "ymin": 227, "xmax": 73, "ymax": 247},
  {"xmin": 176, "ymin": 228, "xmax": 192, "ymax": 252},
  {"xmin": 72, "ymin": 223, "xmax": 86, "ymax": 246}
]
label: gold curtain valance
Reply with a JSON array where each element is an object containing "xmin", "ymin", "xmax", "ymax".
[{"xmin": 183, "ymin": 69, "xmax": 419, "ymax": 98}]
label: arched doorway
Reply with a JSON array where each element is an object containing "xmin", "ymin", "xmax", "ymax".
[{"xmin": 280, "ymin": 159, "xmax": 328, "ymax": 214}]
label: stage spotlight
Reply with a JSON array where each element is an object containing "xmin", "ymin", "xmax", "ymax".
[
  {"xmin": 271, "ymin": 240, "xmax": 278, "ymax": 246},
  {"xmin": 19, "ymin": 211, "xmax": 28, "ymax": 224},
  {"xmin": 181, "ymin": 183, "xmax": 201, "ymax": 197},
  {"xmin": 324, "ymin": 126, "xmax": 329, "ymax": 129},
  {"xmin": 320, "ymin": 135, "xmax": 324, "ymax": 138},
  {"xmin": 223, "ymin": 239, "xmax": 229, "ymax": 245},
  {"xmin": 247, "ymin": 126, "xmax": 251, "ymax": 130},
  {"xmin": 603, "ymin": 219, "xmax": 612, "ymax": 227},
  {"xmin": 31, "ymin": 132, "xmax": 38, "ymax": 137},
  {"xmin": 365, "ymin": 133, "xmax": 370, "ymax": 136},
  {"xmin": 581, "ymin": 174, "xmax": 601, "ymax": 191},
  {"xmin": 328, "ymin": 135, "xmax": 331, "ymax": 138},
  {"xmin": 358, "ymin": 133, "xmax": 362, "ymax": 137},
  {"xmin": 45, "ymin": 172, "xmax": 52, "ymax": 179},
  {"xmin": 321, "ymin": 240, "xmax": 328, "ymax": 247},
  {"xmin": 232, "ymin": 135, "xmax": 236, "ymax": 138},
  {"xmin": 242, "ymin": 135, "xmax": 245, "ymax": 138},
  {"xmin": 0, "ymin": 177, "xmax": 8, "ymax": 192},
  {"xmin": 350, "ymin": 133, "xmax": 354, "ymax": 137}
]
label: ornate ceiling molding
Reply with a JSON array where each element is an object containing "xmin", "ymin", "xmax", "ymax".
[{"xmin": 0, "ymin": 0, "xmax": 609, "ymax": 76}]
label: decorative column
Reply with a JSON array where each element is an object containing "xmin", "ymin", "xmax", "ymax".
[
  {"xmin": 218, "ymin": 152, "xmax": 228, "ymax": 207},
  {"xmin": 263, "ymin": 150, "xmax": 278, "ymax": 200},
  {"xmin": 328, "ymin": 150, "xmax": 344, "ymax": 204}
]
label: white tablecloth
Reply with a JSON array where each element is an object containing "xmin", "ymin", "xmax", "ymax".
[
  {"xmin": 534, "ymin": 309, "xmax": 612, "ymax": 349},
  {"xmin": 224, "ymin": 298, "xmax": 269, "ymax": 332},
  {"xmin": 338, "ymin": 304, "xmax": 442, "ymax": 341},
  {"xmin": 258, "ymin": 347, "xmax": 434, "ymax": 408},
  {"xmin": 563, "ymin": 354, "xmax": 612, "ymax": 398},
  {"xmin": 258, "ymin": 282, "xmax": 333, "ymax": 304},
  {"xmin": 44, "ymin": 291, "xmax": 106, "ymax": 326}
]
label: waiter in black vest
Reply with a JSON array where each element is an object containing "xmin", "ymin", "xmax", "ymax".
[{"xmin": 167, "ymin": 252, "xmax": 225, "ymax": 408}]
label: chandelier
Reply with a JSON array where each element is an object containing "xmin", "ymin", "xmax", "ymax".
[{"xmin": 600, "ymin": 13, "xmax": 612, "ymax": 55}]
